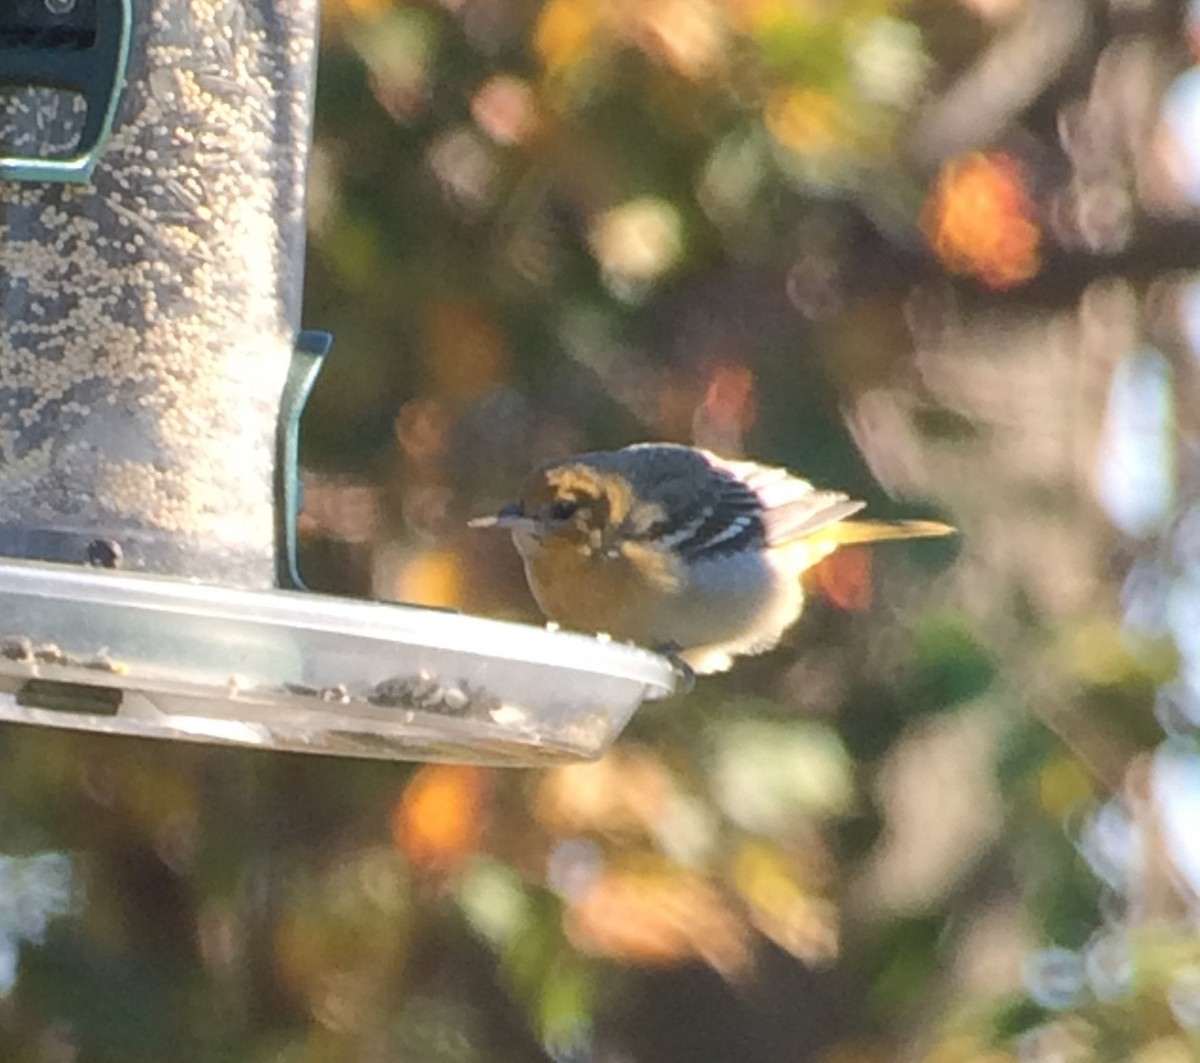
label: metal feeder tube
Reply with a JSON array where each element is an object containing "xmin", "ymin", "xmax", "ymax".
[
  {"xmin": 0, "ymin": 0, "xmax": 677, "ymax": 765},
  {"xmin": 0, "ymin": 0, "xmax": 309, "ymax": 585}
]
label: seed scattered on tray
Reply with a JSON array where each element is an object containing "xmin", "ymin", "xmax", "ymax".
[
  {"xmin": 0, "ymin": 636, "xmax": 34, "ymax": 663},
  {"xmin": 277, "ymin": 672, "xmax": 506, "ymax": 721},
  {"xmin": 0, "ymin": 635, "xmax": 127, "ymax": 674},
  {"xmin": 32, "ymin": 644, "xmax": 67, "ymax": 666},
  {"xmin": 368, "ymin": 672, "xmax": 500, "ymax": 718}
]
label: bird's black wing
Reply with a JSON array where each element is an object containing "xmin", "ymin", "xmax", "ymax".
[
  {"xmin": 655, "ymin": 466, "xmax": 768, "ymax": 560},
  {"xmin": 606, "ymin": 443, "xmax": 863, "ymax": 559}
]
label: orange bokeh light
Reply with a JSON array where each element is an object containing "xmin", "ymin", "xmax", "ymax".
[
  {"xmin": 392, "ymin": 764, "xmax": 490, "ymax": 872},
  {"xmin": 565, "ymin": 860, "xmax": 752, "ymax": 975},
  {"xmin": 810, "ymin": 546, "xmax": 874, "ymax": 611},
  {"xmin": 923, "ymin": 152, "xmax": 1041, "ymax": 290},
  {"xmin": 702, "ymin": 363, "xmax": 757, "ymax": 435}
]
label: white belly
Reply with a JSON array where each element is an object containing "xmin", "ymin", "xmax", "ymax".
[{"xmin": 644, "ymin": 551, "xmax": 806, "ymax": 674}]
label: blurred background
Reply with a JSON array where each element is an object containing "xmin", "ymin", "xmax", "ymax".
[{"xmin": 2, "ymin": 0, "xmax": 1200, "ymax": 1059}]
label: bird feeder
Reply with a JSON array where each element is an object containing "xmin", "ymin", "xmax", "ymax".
[{"xmin": 0, "ymin": 0, "xmax": 676, "ymax": 764}]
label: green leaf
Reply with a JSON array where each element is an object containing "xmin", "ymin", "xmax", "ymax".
[
  {"xmin": 706, "ymin": 714, "xmax": 857, "ymax": 830},
  {"xmin": 906, "ymin": 613, "xmax": 996, "ymax": 713}
]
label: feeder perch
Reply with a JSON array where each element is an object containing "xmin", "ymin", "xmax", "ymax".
[{"xmin": 0, "ymin": 0, "xmax": 677, "ymax": 764}]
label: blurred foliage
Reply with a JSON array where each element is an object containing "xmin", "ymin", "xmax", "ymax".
[{"xmin": 2, "ymin": 0, "xmax": 1200, "ymax": 1061}]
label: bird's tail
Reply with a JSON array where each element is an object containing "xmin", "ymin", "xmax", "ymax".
[
  {"xmin": 775, "ymin": 519, "xmax": 954, "ymax": 578},
  {"xmin": 816, "ymin": 519, "xmax": 955, "ymax": 546}
]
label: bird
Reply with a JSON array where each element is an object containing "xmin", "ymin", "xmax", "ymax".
[{"xmin": 470, "ymin": 443, "xmax": 953, "ymax": 674}]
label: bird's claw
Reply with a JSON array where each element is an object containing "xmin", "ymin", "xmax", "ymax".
[{"xmin": 652, "ymin": 642, "xmax": 696, "ymax": 695}]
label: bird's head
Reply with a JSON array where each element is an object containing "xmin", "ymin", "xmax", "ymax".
[{"xmin": 469, "ymin": 457, "xmax": 660, "ymax": 558}]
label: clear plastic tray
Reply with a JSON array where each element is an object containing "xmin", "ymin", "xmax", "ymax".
[{"xmin": 0, "ymin": 559, "xmax": 678, "ymax": 764}]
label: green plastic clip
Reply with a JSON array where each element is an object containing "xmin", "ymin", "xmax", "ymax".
[
  {"xmin": 0, "ymin": 0, "xmax": 132, "ymax": 184},
  {"xmin": 275, "ymin": 331, "xmax": 333, "ymax": 591}
]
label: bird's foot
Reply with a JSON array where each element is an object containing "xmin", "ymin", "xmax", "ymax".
[{"xmin": 652, "ymin": 642, "xmax": 696, "ymax": 695}]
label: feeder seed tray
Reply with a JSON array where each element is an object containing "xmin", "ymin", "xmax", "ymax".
[{"xmin": 0, "ymin": 558, "xmax": 678, "ymax": 765}]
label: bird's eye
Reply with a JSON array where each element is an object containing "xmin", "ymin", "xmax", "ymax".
[{"xmin": 548, "ymin": 498, "xmax": 579, "ymax": 521}]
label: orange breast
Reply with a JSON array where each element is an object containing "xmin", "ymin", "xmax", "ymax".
[{"xmin": 523, "ymin": 539, "xmax": 668, "ymax": 640}]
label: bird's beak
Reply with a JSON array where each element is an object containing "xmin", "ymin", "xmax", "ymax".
[{"xmin": 468, "ymin": 501, "xmax": 532, "ymax": 531}]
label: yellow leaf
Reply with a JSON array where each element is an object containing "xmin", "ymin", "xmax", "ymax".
[{"xmin": 535, "ymin": 0, "xmax": 598, "ymax": 72}]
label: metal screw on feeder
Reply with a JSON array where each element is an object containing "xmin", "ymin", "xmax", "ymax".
[{"xmin": 0, "ymin": 0, "xmax": 676, "ymax": 764}]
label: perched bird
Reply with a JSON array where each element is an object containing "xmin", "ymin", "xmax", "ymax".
[{"xmin": 470, "ymin": 443, "xmax": 952, "ymax": 674}]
